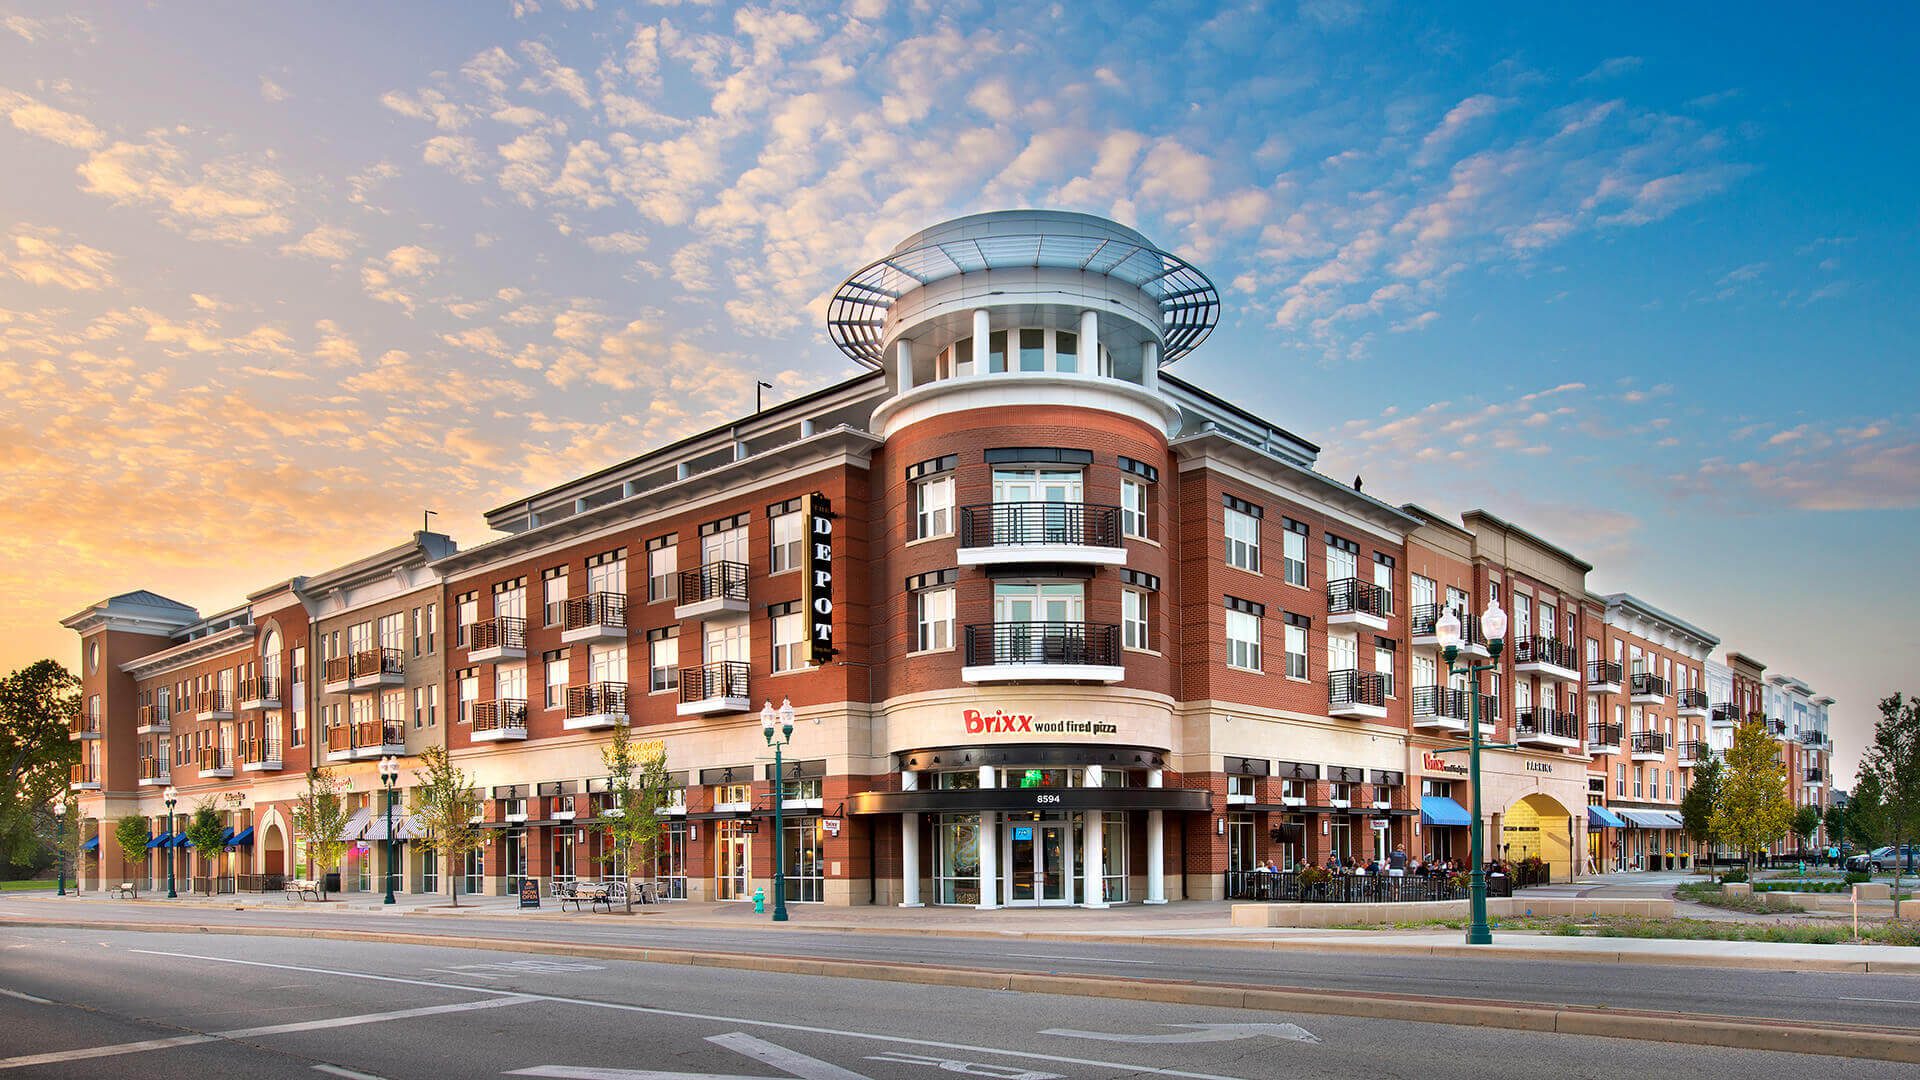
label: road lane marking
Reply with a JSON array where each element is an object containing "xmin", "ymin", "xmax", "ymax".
[
  {"xmin": 866, "ymin": 1052, "xmax": 1062, "ymax": 1079},
  {"xmin": 1042, "ymin": 1022, "xmax": 1318, "ymax": 1045},
  {"xmin": 1003, "ymin": 954, "xmax": 1153, "ymax": 965},
  {"xmin": 314, "ymin": 1066, "xmax": 393, "ymax": 1080},
  {"xmin": 0, "ymin": 1035, "xmax": 217, "ymax": 1070},
  {"xmin": 513, "ymin": 1033, "xmax": 869, "ymax": 1080},
  {"xmin": 132, "ymin": 949, "xmax": 1253, "ymax": 1080},
  {"xmin": 0, "ymin": 988, "xmax": 52, "ymax": 1004},
  {"xmin": 1839, "ymin": 997, "xmax": 1919, "ymax": 1004}
]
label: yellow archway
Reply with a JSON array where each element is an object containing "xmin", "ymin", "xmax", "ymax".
[{"xmin": 1503, "ymin": 793, "xmax": 1574, "ymax": 883}]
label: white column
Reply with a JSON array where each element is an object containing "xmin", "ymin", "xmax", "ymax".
[
  {"xmin": 976, "ymin": 765, "xmax": 1000, "ymax": 909},
  {"xmin": 973, "ymin": 309, "xmax": 993, "ymax": 375},
  {"xmin": 899, "ymin": 769, "xmax": 922, "ymax": 907},
  {"xmin": 1142, "ymin": 340, "xmax": 1161, "ymax": 392},
  {"xmin": 1082, "ymin": 764, "xmax": 1106, "ymax": 908},
  {"xmin": 1145, "ymin": 767, "xmax": 1167, "ymax": 904},
  {"xmin": 895, "ymin": 338, "xmax": 915, "ymax": 393},
  {"xmin": 1079, "ymin": 309, "xmax": 1099, "ymax": 377}
]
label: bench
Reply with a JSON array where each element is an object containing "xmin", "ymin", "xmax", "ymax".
[
  {"xmin": 559, "ymin": 883, "xmax": 611, "ymax": 913},
  {"xmin": 283, "ymin": 879, "xmax": 320, "ymax": 901},
  {"xmin": 111, "ymin": 882, "xmax": 137, "ymax": 899}
]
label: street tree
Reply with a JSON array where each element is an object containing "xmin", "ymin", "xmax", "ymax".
[
  {"xmin": 1790, "ymin": 804, "xmax": 1822, "ymax": 855},
  {"xmin": 1858, "ymin": 692, "xmax": 1920, "ymax": 917},
  {"xmin": 1847, "ymin": 771, "xmax": 1890, "ymax": 851},
  {"xmin": 599, "ymin": 722, "xmax": 675, "ymax": 913},
  {"xmin": 407, "ymin": 745, "xmax": 484, "ymax": 908},
  {"xmin": 289, "ymin": 768, "xmax": 354, "ymax": 899},
  {"xmin": 183, "ymin": 803, "xmax": 226, "ymax": 895},
  {"xmin": 1679, "ymin": 756, "xmax": 1722, "ymax": 875},
  {"xmin": 112, "ymin": 815, "xmax": 152, "ymax": 889},
  {"xmin": 1711, "ymin": 719, "xmax": 1794, "ymax": 871},
  {"xmin": 1823, "ymin": 805, "xmax": 1848, "ymax": 854},
  {"xmin": 0, "ymin": 660, "xmax": 80, "ymax": 875}
]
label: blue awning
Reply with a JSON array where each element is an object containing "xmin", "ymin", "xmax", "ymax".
[
  {"xmin": 80, "ymin": 836, "xmax": 99, "ymax": 851},
  {"xmin": 170, "ymin": 833, "xmax": 194, "ymax": 848},
  {"xmin": 1421, "ymin": 795, "xmax": 1472, "ymax": 827},
  {"xmin": 146, "ymin": 832, "xmax": 172, "ymax": 849},
  {"xmin": 1588, "ymin": 805, "xmax": 1627, "ymax": 829},
  {"xmin": 228, "ymin": 826, "xmax": 253, "ymax": 848},
  {"xmin": 218, "ymin": 826, "xmax": 235, "ymax": 845}
]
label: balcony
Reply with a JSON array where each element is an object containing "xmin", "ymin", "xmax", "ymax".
[
  {"xmin": 956, "ymin": 502, "xmax": 1125, "ymax": 568},
  {"xmin": 677, "ymin": 663, "xmax": 749, "ymax": 716},
  {"xmin": 68, "ymin": 714, "xmax": 101, "ymax": 740},
  {"xmin": 1804, "ymin": 767, "xmax": 1825, "ymax": 785},
  {"xmin": 1710, "ymin": 702, "xmax": 1741, "ymax": 727},
  {"xmin": 351, "ymin": 720, "xmax": 406, "ymax": 759},
  {"xmin": 1677, "ymin": 740, "xmax": 1709, "ymax": 768},
  {"xmin": 1799, "ymin": 729, "xmax": 1830, "ymax": 750},
  {"xmin": 469, "ymin": 616, "xmax": 527, "ymax": 662},
  {"xmin": 1629, "ymin": 672, "xmax": 1668, "ymax": 705},
  {"xmin": 238, "ymin": 675, "xmax": 281, "ymax": 711},
  {"xmin": 675, "ymin": 562, "xmax": 750, "ymax": 621},
  {"xmin": 136, "ymin": 705, "xmax": 170, "ymax": 735},
  {"xmin": 472, "ymin": 699, "xmax": 530, "ymax": 742},
  {"xmin": 1409, "ymin": 605, "xmax": 1489, "ymax": 657},
  {"xmin": 138, "ymin": 757, "xmax": 169, "ymax": 787},
  {"xmin": 69, "ymin": 763, "xmax": 99, "ymax": 790},
  {"xmin": 196, "ymin": 689, "xmax": 234, "ymax": 721},
  {"xmin": 350, "ymin": 648, "xmax": 406, "ymax": 690},
  {"xmin": 562, "ymin": 593, "xmax": 628, "ymax": 644},
  {"xmin": 1586, "ymin": 660, "xmax": 1623, "ymax": 695},
  {"xmin": 1677, "ymin": 688, "xmax": 1709, "ymax": 718},
  {"xmin": 1327, "ymin": 669, "xmax": 1388, "ymax": 720},
  {"xmin": 197, "ymin": 746, "xmax": 234, "ymax": 779},
  {"xmin": 325, "ymin": 724, "xmax": 354, "ymax": 763},
  {"xmin": 1764, "ymin": 717, "xmax": 1788, "ymax": 740},
  {"xmin": 1630, "ymin": 731, "xmax": 1668, "ymax": 762},
  {"xmin": 1326, "ymin": 578, "xmax": 1391, "ymax": 632},
  {"xmin": 1588, "ymin": 723, "xmax": 1624, "ymax": 752},
  {"xmin": 569, "ymin": 682, "xmax": 631, "ymax": 728},
  {"xmin": 1410, "ymin": 685, "xmax": 1468, "ymax": 732},
  {"xmin": 960, "ymin": 622, "xmax": 1123, "ymax": 685},
  {"xmin": 1513, "ymin": 637, "xmax": 1580, "ymax": 682},
  {"xmin": 1514, "ymin": 708, "xmax": 1581, "ymax": 749},
  {"xmin": 239, "ymin": 738, "xmax": 284, "ymax": 773},
  {"xmin": 323, "ymin": 656, "xmax": 352, "ymax": 695}
]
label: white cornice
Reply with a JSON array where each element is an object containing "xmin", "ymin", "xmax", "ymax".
[
  {"xmin": 1172, "ymin": 432, "xmax": 1419, "ymax": 545},
  {"xmin": 119, "ymin": 624, "xmax": 253, "ymax": 679}
]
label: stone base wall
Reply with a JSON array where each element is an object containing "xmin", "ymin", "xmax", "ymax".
[{"xmin": 1230, "ymin": 896, "xmax": 1674, "ymax": 927}]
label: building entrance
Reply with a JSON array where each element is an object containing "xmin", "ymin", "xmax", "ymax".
[{"xmin": 1004, "ymin": 818, "xmax": 1073, "ymax": 906}]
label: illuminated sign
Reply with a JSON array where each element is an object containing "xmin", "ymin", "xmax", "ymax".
[
  {"xmin": 963, "ymin": 709, "xmax": 1118, "ymax": 738},
  {"xmin": 801, "ymin": 493, "xmax": 836, "ymax": 664},
  {"xmin": 1422, "ymin": 751, "xmax": 1468, "ymax": 776}
]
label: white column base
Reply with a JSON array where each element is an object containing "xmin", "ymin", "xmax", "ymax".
[
  {"xmin": 898, "ymin": 902, "xmax": 926, "ymax": 908},
  {"xmin": 1143, "ymin": 898, "xmax": 1169, "ymax": 905}
]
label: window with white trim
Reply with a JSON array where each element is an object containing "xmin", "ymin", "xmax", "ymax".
[
  {"xmin": 770, "ymin": 512, "xmax": 802, "ymax": 574},
  {"xmin": 1285, "ymin": 621, "xmax": 1308, "ymax": 679},
  {"xmin": 914, "ymin": 587, "xmax": 954, "ymax": 652},
  {"xmin": 1122, "ymin": 589, "xmax": 1149, "ymax": 651},
  {"xmin": 544, "ymin": 650, "xmax": 568, "ymax": 710},
  {"xmin": 1120, "ymin": 478, "xmax": 1147, "ymax": 539},
  {"xmin": 1224, "ymin": 508, "xmax": 1260, "ymax": 571},
  {"xmin": 771, "ymin": 605, "xmax": 805, "ymax": 673},
  {"xmin": 649, "ymin": 630, "xmax": 679, "ymax": 692},
  {"xmin": 1226, "ymin": 608, "xmax": 1261, "ymax": 671},
  {"xmin": 647, "ymin": 541, "xmax": 677, "ymax": 603},
  {"xmin": 543, "ymin": 570, "xmax": 567, "ymax": 627},
  {"xmin": 914, "ymin": 475, "xmax": 953, "ymax": 539},
  {"xmin": 1282, "ymin": 523, "xmax": 1307, "ymax": 586}
]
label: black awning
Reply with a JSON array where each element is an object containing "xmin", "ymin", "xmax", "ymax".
[{"xmin": 849, "ymin": 787, "xmax": 1210, "ymax": 816}]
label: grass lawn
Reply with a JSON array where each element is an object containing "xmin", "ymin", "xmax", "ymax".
[{"xmin": 0, "ymin": 880, "xmax": 56, "ymax": 891}]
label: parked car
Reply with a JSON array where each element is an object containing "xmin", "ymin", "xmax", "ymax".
[{"xmin": 1846, "ymin": 845, "xmax": 1920, "ymax": 873}]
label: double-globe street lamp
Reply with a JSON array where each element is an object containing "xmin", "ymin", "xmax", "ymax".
[
  {"xmin": 163, "ymin": 785, "xmax": 179, "ymax": 899},
  {"xmin": 379, "ymin": 755, "xmax": 401, "ymax": 905},
  {"xmin": 1434, "ymin": 600, "xmax": 1509, "ymax": 946},
  {"xmin": 53, "ymin": 800, "xmax": 66, "ymax": 896},
  {"xmin": 760, "ymin": 698, "xmax": 796, "ymax": 924}
]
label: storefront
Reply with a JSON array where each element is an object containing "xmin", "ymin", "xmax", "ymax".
[
  {"xmin": 1614, "ymin": 808, "xmax": 1686, "ymax": 870},
  {"xmin": 1414, "ymin": 747, "xmax": 1589, "ymax": 882}
]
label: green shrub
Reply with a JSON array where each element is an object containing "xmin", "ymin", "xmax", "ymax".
[
  {"xmin": 1721, "ymin": 868, "xmax": 1749, "ymax": 883},
  {"xmin": 1845, "ymin": 871, "xmax": 1871, "ymax": 884}
]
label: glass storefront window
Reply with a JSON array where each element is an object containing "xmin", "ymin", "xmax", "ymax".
[
  {"xmin": 784, "ymin": 816, "xmax": 824, "ymax": 903},
  {"xmin": 421, "ymin": 848, "xmax": 437, "ymax": 894},
  {"xmin": 1227, "ymin": 812, "xmax": 1254, "ymax": 873},
  {"xmin": 934, "ymin": 771, "xmax": 979, "ymax": 790},
  {"xmin": 1101, "ymin": 811, "xmax": 1126, "ymax": 903},
  {"xmin": 462, "ymin": 848, "xmax": 485, "ymax": 896},
  {"xmin": 936, "ymin": 814, "xmax": 980, "ymax": 905},
  {"xmin": 655, "ymin": 819, "xmax": 687, "ymax": 898}
]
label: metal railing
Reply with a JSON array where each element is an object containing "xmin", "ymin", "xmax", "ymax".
[
  {"xmin": 1410, "ymin": 605, "xmax": 1490, "ymax": 648},
  {"xmin": 1328, "ymin": 669, "xmax": 1386, "ymax": 708},
  {"xmin": 1711, "ymin": 703, "xmax": 1740, "ymax": 724},
  {"xmin": 137, "ymin": 704, "xmax": 169, "ymax": 728},
  {"xmin": 197, "ymin": 689, "xmax": 232, "ymax": 714},
  {"xmin": 1587, "ymin": 660, "xmax": 1623, "ymax": 686},
  {"xmin": 1630, "ymin": 731, "xmax": 1668, "ymax": 756},
  {"xmin": 469, "ymin": 616, "xmax": 526, "ymax": 653},
  {"xmin": 1677, "ymin": 688, "xmax": 1709, "ymax": 711},
  {"xmin": 678, "ymin": 562, "xmax": 748, "ymax": 605},
  {"xmin": 140, "ymin": 756, "xmax": 169, "ymax": 781},
  {"xmin": 324, "ymin": 656, "xmax": 350, "ymax": 685},
  {"xmin": 353, "ymin": 720, "xmax": 405, "ymax": 749},
  {"xmin": 70, "ymin": 763, "xmax": 96, "ymax": 785},
  {"xmin": 239, "ymin": 738, "xmax": 282, "ymax": 766},
  {"xmin": 1327, "ymin": 577, "xmax": 1392, "ymax": 618},
  {"xmin": 1588, "ymin": 722, "xmax": 1623, "ymax": 748},
  {"xmin": 963, "ymin": 622, "xmax": 1120, "ymax": 668},
  {"xmin": 1513, "ymin": 636, "xmax": 1578, "ymax": 670},
  {"xmin": 1630, "ymin": 672, "xmax": 1669, "ymax": 697},
  {"xmin": 1515, "ymin": 708, "xmax": 1581, "ymax": 742},
  {"xmin": 350, "ymin": 647, "xmax": 405, "ymax": 679},
  {"xmin": 569, "ymin": 681, "xmax": 631, "ymax": 717},
  {"xmin": 69, "ymin": 714, "xmax": 100, "ymax": 736},
  {"xmin": 197, "ymin": 746, "xmax": 233, "ymax": 772},
  {"xmin": 1677, "ymin": 740, "xmax": 1710, "ymax": 764},
  {"xmin": 958, "ymin": 502, "xmax": 1121, "ymax": 548},
  {"xmin": 1805, "ymin": 767, "xmax": 1824, "ymax": 782},
  {"xmin": 325, "ymin": 725, "xmax": 352, "ymax": 753},
  {"xmin": 564, "ymin": 592, "xmax": 627, "ymax": 631},
  {"xmin": 239, "ymin": 675, "xmax": 280, "ymax": 703},
  {"xmin": 1226, "ymin": 870, "xmax": 1469, "ymax": 903},
  {"xmin": 1764, "ymin": 718, "xmax": 1787, "ymax": 736},
  {"xmin": 473, "ymin": 698, "xmax": 530, "ymax": 734},
  {"xmin": 1799, "ymin": 729, "xmax": 1829, "ymax": 747},
  {"xmin": 1411, "ymin": 684, "xmax": 1470, "ymax": 720},
  {"xmin": 679, "ymin": 663, "xmax": 746, "ymax": 704}
]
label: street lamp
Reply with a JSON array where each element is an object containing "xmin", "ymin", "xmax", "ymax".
[
  {"xmin": 163, "ymin": 785, "xmax": 179, "ymax": 899},
  {"xmin": 1436, "ymin": 599, "xmax": 1508, "ymax": 946},
  {"xmin": 231, "ymin": 792, "xmax": 250, "ymax": 895},
  {"xmin": 379, "ymin": 755, "xmax": 401, "ymax": 905},
  {"xmin": 761, "ymin": 698, "xmax": 796, "ymax": 923},
  {"xmin": 53, "ymin": 801, "xmax": 66, "ymax": 896}
]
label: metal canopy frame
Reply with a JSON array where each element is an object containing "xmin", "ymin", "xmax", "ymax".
[{"xmin": 827, "ymin": 227, "xmax": 1220, "ymax": 369}]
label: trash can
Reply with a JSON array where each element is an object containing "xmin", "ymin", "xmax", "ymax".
[{"xmin": 324, "ymin": 871, "xmax": 341, "ymax": 894}]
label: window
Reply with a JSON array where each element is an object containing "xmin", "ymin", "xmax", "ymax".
[
  {"xmin": 587, "ymin": 551, "xmax": 626, "ymax": 597},
  {"xmin": 1634, "ymin": 766, "xmax": 1644, "ymax": 799},
  {"xmin": 1226, "ymin": 607, "xmax": 1261, "ymax": 671},
  {"xmin": 770, "ymin": 512, "xmax": 802, "ymax": 573},
  {"xmin": 1325, "ymin": 536, "xmax": 1356, "ymax": 583},
  {"xmin": 1122, "ymin": 589, "xmax": 1149, "ymax": 651},
  {"xmin": 771, "ymin": 604, "xmax": 805, "ymax": 673},
  {"xmin": 1375, "ymin": 643, "xmax": 1395, "ymax": 697},
  {"xmin": 291, "ymin": 646, "xmax": 306, "ymax": 686},
  {"xmin": 1413, "ymin": 653, "xmax": 1436, "ymax": 689},
  {"xmin": 915, "ymin": 587, "xmax": 954, "ymax": 652},
  {"xmin": 1225, "ymin": 507, "xmax": 1260, "ymax": 571},
  {"xmin": 647, "ymin": 539, "xmax": 678, "ymax": 603},
  {"xmin": 649, "ymin": 628, "xmax": 679, "ymax": 692},
  {"xmin": 1282, "ymin": 522, "xmax": 1307, "ymax": 586},
  {"xmin": 377, "ymin": 612, "xmax": 405, "ymax": 654},
  {"xmin": 428, "ymin": 684, "xmax": 438, "ymax": 727},
  {"xmin": 1328, "ymin": 633, "xmax": 1357, "ymax": 674},
  {"xmin": 457, "ymin": 594, "xmax": 478, "ymax": 646},
  {"xmin": 412, "ymin": 687, "xmax": 426, "ymax": 729},
  {"xmin": 1120, "ymin": 478, "xmax": 1147, "ymax": 538},
  {"xmin": 715, "ymin": 783, "xmax": 752, "ymax": 810},
  {"xmin": 458, "ymin": 670, "xmax": 478, "ymax": 724},
  {"xmin": 544, "ymin": 650, "xmax": 569, "ymax": 710},
  {"xmin": 425, "ymin": 605, "xmax": 436, "ymax": 654},
  {"xmin": 1285, "ymin": 619, "xmax": 1308, "ymax": 679},
  {"xmin": 1054, "ymin": 329, "xmax": 1078, "ymax": 373},
  {"xmin": 543, "ymin": 570, "xmax": 568, "ymax": 627},
  {"xmin": 1018, "ymin": 328, "xmax": 1045, "ymax": 371},
  {"xmin": 411, "ymin": 607, "xmax": 423, "ymax": 657},
  {"xmin": 494, "ymin": 580, "xmax": 527, "ymax": 623},
  {"xmin": 914, "ymin": 475, "xmax": 953, "ymax": 539}
]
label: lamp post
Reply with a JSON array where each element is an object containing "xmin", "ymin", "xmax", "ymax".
[
  {"xmin": 761, "ymin": 698, "xmax": 795, "ymax": 923},
  {"xmin": 1435, "ymin": 600, "xmax": 1508, "ymax": 946},
  {"xmin": 163, "ymin": 785, "xmax": 178, "ymax": 899},
  {"xmin": 53, "ymin": 800, "xmax": 66, "ymax": 896},
  {"xmin": 379, "ymin": 755, "xmax": 400, "ymax": 905},
  {"xmin": 231, "ymin": 792, "xmax": 250, "ymax": 894}
]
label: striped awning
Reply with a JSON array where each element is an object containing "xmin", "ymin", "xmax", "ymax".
[{"xmin": 1587, "ymin": 805, "xmax": 1628, "ymax": 829}]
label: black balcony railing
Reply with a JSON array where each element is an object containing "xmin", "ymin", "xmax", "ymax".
[
  {"xmin": 351, "ymin": 648, "xmax": 405, "ymax": 679},
  {"xmin": 1631, "ymin": 731, "xmax": 1669, "ymax": 756},
  {"xmin": 1630, "ymin": 672, "xmax": 1669, "ymax": 698},
  {"xmin": 564, "ymin": 592, "xmax": 627, "ymax": 631},
  {"xmin": 1678, "ymin": 740, "xmax": 1710, "ymax": 763},
  {"xmin": 1327, "ymin": 578, "xmax": 1392, "ymax": 618},
  {"xmin": 1411, "ymin": 605, "xmax": 1490, "ymax": 647},
  {"xmin": 1411, "ymin": 684, "xmax": 1467, "ymax": 720},
  {"xmin": 964, "ymin": 622, "xmax": 1121, "ymax": 668},
  {"xmin": 470, "ymin": 616, "xmax": 526, "ymax": 653},
  {"xmin": 1516, "ymin": 708, "xmax": 1580, "ymax": 742},
  {"xmin": 1514, "ymin": 636, "xmax": 1577, "ymax": 671},
  {"xmin": 1711, "ymin": 702, "xmax": 1740, "ymax": 724},
  {"xmin": 569, "ymin": 682, "xmax": 631, "ymax": 717},
  {"xmin": 1328, "ymin": 669, "xmax": 1386, "ymax": 709},
  {"xmin": 1806, "ymin": 767, "xmax": 1824, "ymax": 783},
  {"xmin": 1587, "ymin": 660, "xmax": 1623, "ymax": 686},
  {"xmin": 679, "ymin": 662, "xmax": 747, "ymax": 704},
  {"xmin": 1588, "ymin": 722, "xmax": 1624, "ymax": 748},
  {"xmin": 1678, "ymin": 688, "xmax": 1709, "ymax": 711},
  {"xmin": 678, "ymin": 562, "xmax": 749, "ymax": 605},
  {"xmin": 1764, "ymin": 718, "xmax": 1787, "ymax": 736},
  {"xmin": 473, "ymin": 698, "xmax": 529, "ymax": 734},
  {"xmin": 1799, "ymin": 729, "xmax": 1828, "ymax": 747},
  {"xmin": 958, "ymin": 502, "xmax": 1121, "ymax": 548}
]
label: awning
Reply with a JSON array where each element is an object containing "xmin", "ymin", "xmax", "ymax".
[
  {"xmin": 1420, "ymin": 795, "xmax": 1472, "ymax": 827},
  {"xmin": 1658, "ymin": 811, "xmax": 1688, "ymax": 829},
  {"xmin": 171, "ymin": 832, "xmax": 194, "ymax": 848},
  {"xmin": 363, "ymin": 814, "xmax": 422, "ymax": 842},
  {"xmin": 218, "ymin": 826, "xmax": 235, "ymax": 846},
  {"xmin": 80, "ymin": 836, "xmax": 99, "ymax": 852},
  {"xmin": 228, "ymin": 826, "xmax": 253, "ymax": 848},
  {"xmin": 1588, "ymin": 806, "xmax": 1628, "ymax": 829},
  {"xmin": 146, "ymin": 832, "xmax": 173, "ymax": 849},
  {"xmin": 337, "ymin": 807, "xmax": 371, "ymax": 842},
  {"xmin": 1617, "ymin": 808, "xmax": 1678, "ymax": 829}
]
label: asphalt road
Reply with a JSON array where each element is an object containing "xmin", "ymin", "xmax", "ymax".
[
  {"xmin": 3, "ymin": 899, "xmax": 1917, "ymax": 1032},
  {"xmin": 1, "ymin": 926, "xmax": 1913, "ymax": 1080}
]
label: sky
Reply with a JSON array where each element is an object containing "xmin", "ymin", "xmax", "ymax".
[{"xmin": 2, "ymin": 2, "xmax": 1914, "ymax": 786}]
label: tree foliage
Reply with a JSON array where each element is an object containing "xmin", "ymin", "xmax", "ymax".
[
  {"xmin": 289, "ymin": 768, "xmax": 355, "ymax": 898},
  {"xmin": 599, "ymin": 723, "xmax": 675, "ymax": 913},
  {"xmin": 1710, "ymin": 719, "xmax": 1794, "ymax": 865},
  {"xmin": 1822, "ymin": 804, "xmax": 1847, "ymax": 850},
  {"xmin": 1859, "ymin": 692, "xmax": 1920, "ymax": 916},
  {"xmin": 0, "ymin": 660, "xmax": 81, "ymax": 872},
  {"xmin": 183, "ymin": 803, "xmax": 226, "ymax": 894},
  {"xmin": 113, "ymin": 814, "xmax": 152, "ymax": 875},
  {"xmin": 1790, "ymin": 804, "xmax": 1822, "ymax": 849},
  {"xmin": 1848, "ymin": 771, "xmax": 1890, "ymax": 848},
  {"xmin": 1680, "ymin": 755, "xmax": 1722, "ymax": 852},
  {"xmin": 407, "ymin": 745, "xmax": 484, "ymax": 907}
]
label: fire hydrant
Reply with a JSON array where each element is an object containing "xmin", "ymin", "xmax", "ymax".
[{"xmin": 753, "ymin": 887, "xmax": 765, "ymax": 913}]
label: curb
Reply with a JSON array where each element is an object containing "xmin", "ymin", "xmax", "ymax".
[{"xmin": 6, "ymin": 915, "xmax": 1920, "ymax": 1063}]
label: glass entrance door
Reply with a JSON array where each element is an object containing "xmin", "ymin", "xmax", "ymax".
[
  {"xmin": 716, "ymin": 821, "xmax": 751, "ymax": 900},
  {"xmin": 993, "ymin": 583, "xmax": 1084, "ymax": 663},
  {"xmin": 1004, "ymin": 819, "xmax": 1073, "ymax": 906}
]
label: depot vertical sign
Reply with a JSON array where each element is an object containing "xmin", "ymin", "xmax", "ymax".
[{"xmin": 802, "ymin": 492, "xmax": 836, "ymax": 663}]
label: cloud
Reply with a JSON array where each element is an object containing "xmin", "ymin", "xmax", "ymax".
[
  {"xmin": 279, "ymin": 224, "xmax": 358, "ymax": 261},
  {"xmin": 1, "ymin": 225, "xmax": 115, "ymax": 290},
  {"xmin": 360, "ymin": 245, "xmax": 442, "ymax": 311},
  {"xmin": 1579, "ymin": 56, "xmax": 1643, "ymax": 83},
  {"xmin": 259, "ymin": 76, "xmax": 290, "ymax": 103},
  {"xmin": 0, "ymin": 89, "xmax": 105, "ymax": 149},
  {"xmin": 1672, "ymin": 420, "xmax": 1920, "ymax": 512}
]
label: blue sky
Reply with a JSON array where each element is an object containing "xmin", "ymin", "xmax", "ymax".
[{"xmin": 1, "ymin": 2, "xmax": 1913, "ymax": 783}]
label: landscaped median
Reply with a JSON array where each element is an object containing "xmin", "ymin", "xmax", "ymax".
[{"xmin": 1231, "ymin": 896, "xmax": 1672, "ymax": 927}]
